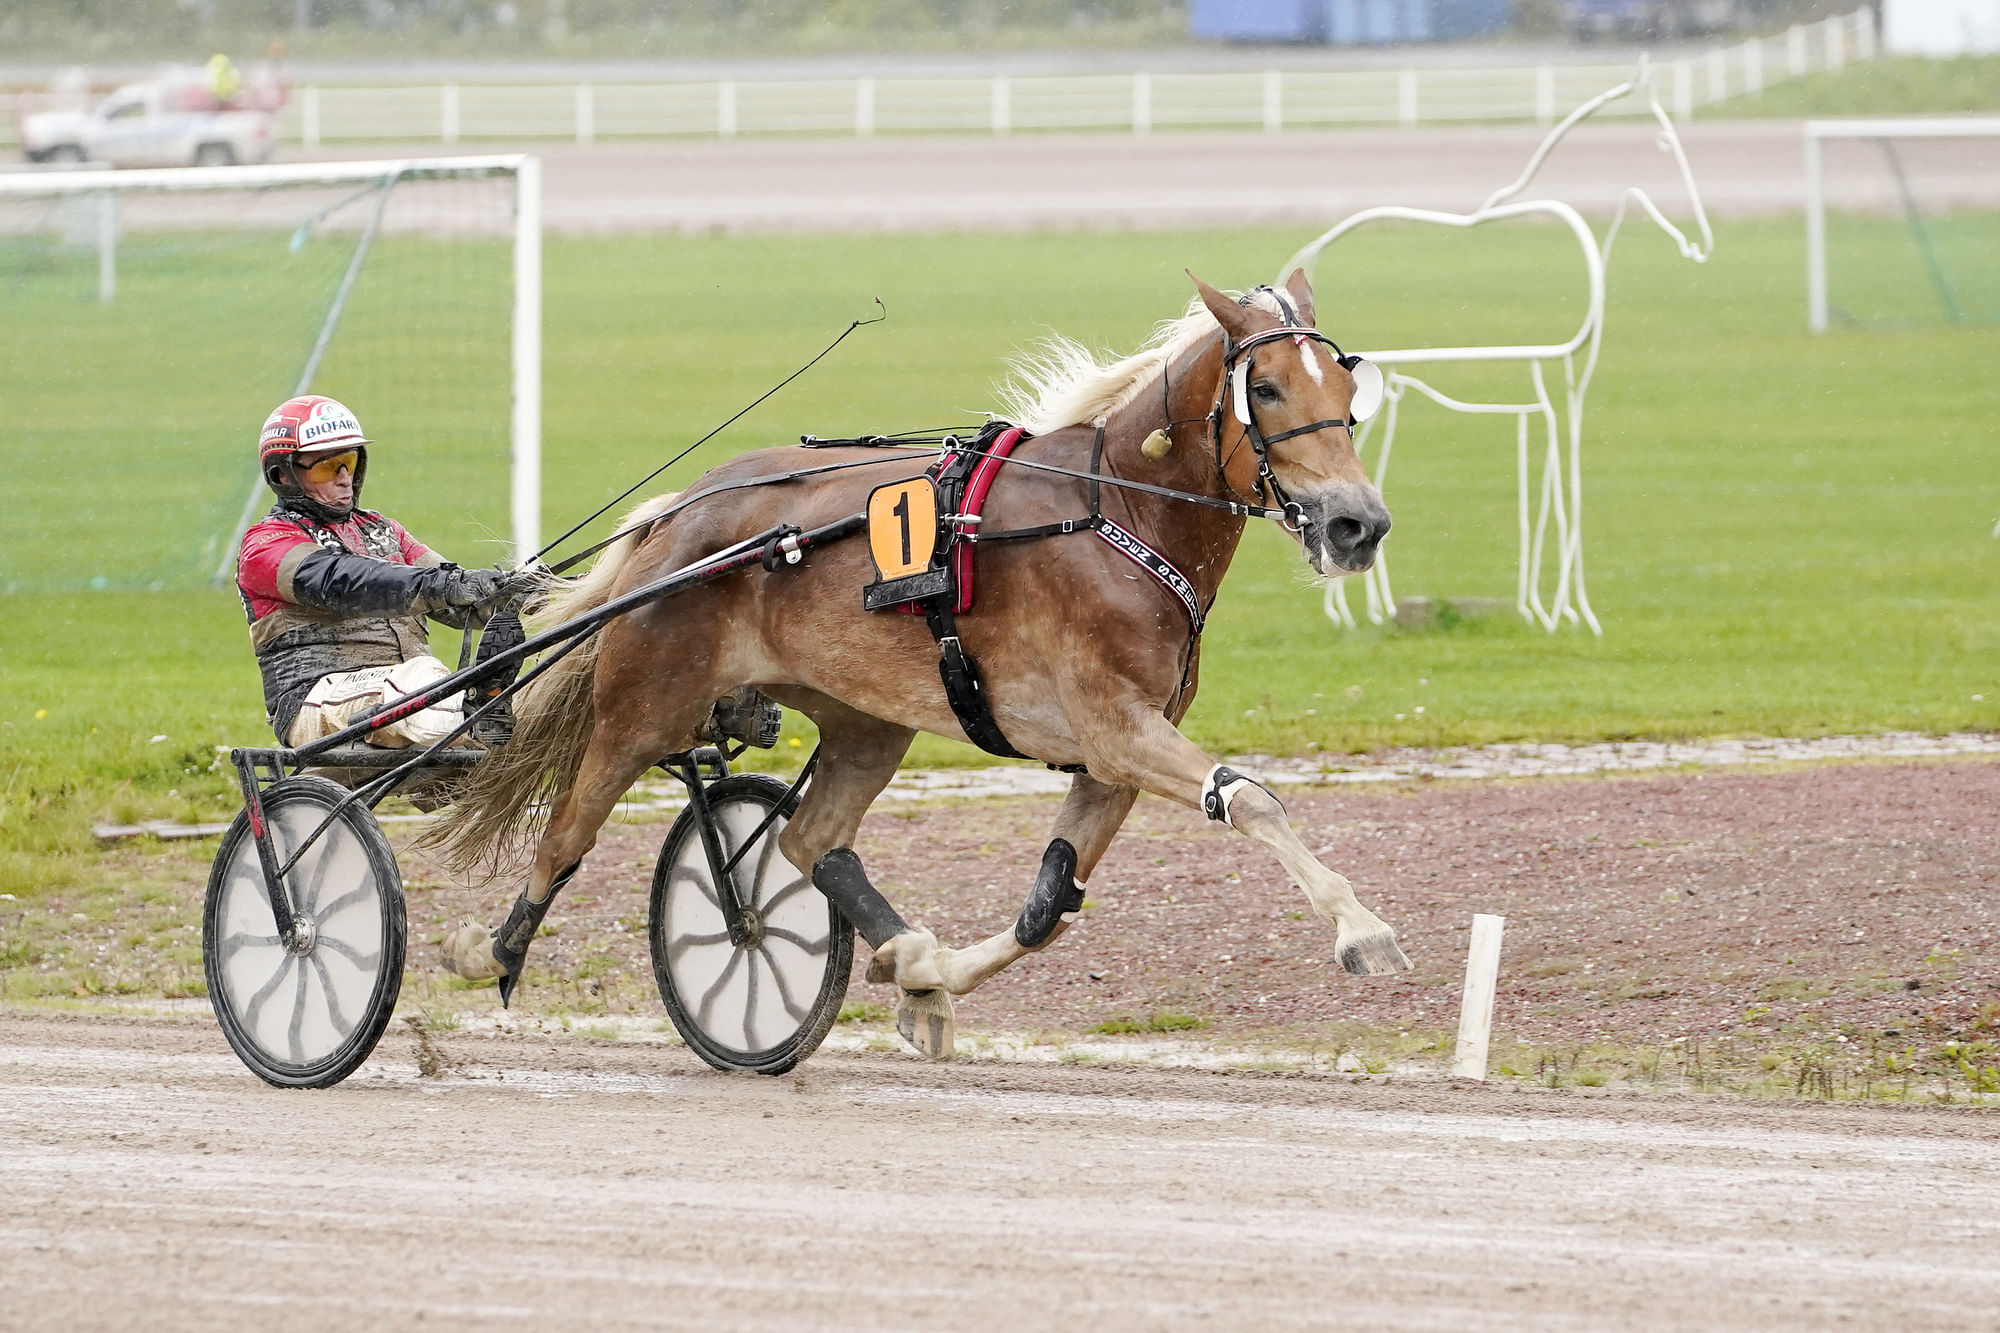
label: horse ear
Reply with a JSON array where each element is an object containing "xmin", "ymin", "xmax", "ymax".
[
  {"xmin": 1281, "ymin": 267, "xmax": 1316, "ymax": 327},
  {"xmin": 1187, "ymin": 270, "xmax": 1258, "ymax": 340}
]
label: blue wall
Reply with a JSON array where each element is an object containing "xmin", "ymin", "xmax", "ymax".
[
  {"xmin": 1195, "ymin": 0, "xmax": 1513, "ymax": 43},
  {"xmin": 1189, "ymin": 0, "xmax": 1328, "ymax": 42}
]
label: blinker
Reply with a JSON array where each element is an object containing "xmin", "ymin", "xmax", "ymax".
[
  {"xmin": 1341, "ymin": 356, "xmax": 1385, "ymax": 423},
  {"xmin": 1230, "ymin": 358, "xmax": 1252, "ymax": 426}
]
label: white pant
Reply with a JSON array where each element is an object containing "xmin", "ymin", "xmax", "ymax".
[{"xmin": 285, "ymin": 655, "xmax": 464, "ymax": 749}]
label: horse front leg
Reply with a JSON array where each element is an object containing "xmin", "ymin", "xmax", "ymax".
[
  {"xmin": 895, "ymin": 773, "xmax": 1138, "ymax": 997},
  {"xmin": 1080, "ymin": 708, "xmax": 1411, "ymax": 977}
]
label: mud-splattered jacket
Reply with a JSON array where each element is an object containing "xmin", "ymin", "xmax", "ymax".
[{"xmin": 236, "ymin": 502, "xmax": 449, "ymax": 741}]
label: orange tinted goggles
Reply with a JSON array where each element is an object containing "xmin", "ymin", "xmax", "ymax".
[{"xmin": 296, "ymin": 449, "xmax": 360, "ymax": 482}]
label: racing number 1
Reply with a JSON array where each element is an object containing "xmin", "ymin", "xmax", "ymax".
[{"xmin": 867, "ymin": 477, "xmax": 939, "ymax": 581}]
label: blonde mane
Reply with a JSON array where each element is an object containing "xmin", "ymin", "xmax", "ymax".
[{"xmin": 994, "ymin": 288, "xmax": 1289, "ymax": 435}]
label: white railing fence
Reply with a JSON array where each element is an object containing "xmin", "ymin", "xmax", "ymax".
[{"xmin": 0, "ymin": 8, "xmax": 1872, "ymax": 149}]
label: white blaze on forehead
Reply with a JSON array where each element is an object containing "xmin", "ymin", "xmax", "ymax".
[{"xmin": 1297, "ymin": 339, "xmax": 1325, "ymax": 386}]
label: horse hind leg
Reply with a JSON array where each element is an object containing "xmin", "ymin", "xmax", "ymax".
[
  {"xmin": 763, "ymin": 694, "xmax": 959, "ymax": 1057},
  {"xmin": 441, "ymin": 697, "xmax": 713, "ymax": 998}
]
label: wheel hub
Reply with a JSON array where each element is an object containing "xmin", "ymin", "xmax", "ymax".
[
  {"xmin": 735, "ymin": 906, "xmax": 764, "ymax": 950},
  {"xmin": 285, "ymin": 913, "xmax": 318, "ymax": 955}
]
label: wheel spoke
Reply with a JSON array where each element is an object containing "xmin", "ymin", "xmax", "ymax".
[
  {"xmin": 314, "ymin": 884, "xmax": 373, "ymax": 922},
  {"xmin": 299, "ymin": 825, "xmax": 338, "ymax": 915},
  {"xmin": 742, "ymin": 951, "xmax": 760, "ymax": 1047},
  {"xmin": 226, "ymin": 870, "xmax": 280, "ymax": 930},
  {"xmin": 670, "ymin": 864, "xmax": 720, "ymax": 911},
  {"xmin": 218, "ymin": 931, "xmax": 282, "ymax": 958},
  {"xmin": 694, "ymin": 948, "xmax": 743, "ymax": 1028},
  {"xmin": 757, "ymin": 943, "xmax": 810, "ymax": 1024},
  {"xmin": 665, "ymin": 929, "xmax": 733, "ymax": 968},
  {"xmin": 242, "ymin": 954, "xmax": 295, "ymax": 1027},
  {"xmin": 757, "ymin": 877, "xmax": 811, "ymax": 915},
  {"xmin": 763, "ymin": 925, "xmax": 829, "ymax": 957},
  {"xmin": 316, "ymin": 936, "xmax": 381, "ymax": 970},
  {"xmin": 309, "ymin": 953, "xmax": 351, "ymax": 1038},
  {"xmin": 286, "ymin": 959, "xmax": 310, "ymax": 1063}
]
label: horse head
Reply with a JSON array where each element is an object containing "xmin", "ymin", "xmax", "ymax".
[{"xmin": 1189, "ymin": 268, "xmax": 1391, "ymax": 578}]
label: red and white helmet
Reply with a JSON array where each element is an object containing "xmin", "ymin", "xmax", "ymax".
[
  {"xmin": 259, "ymin": 394, "xmax": 370, "ymax": 470},
  {"xmin": 260, "ymin": 394, "xmax": 373, "ymax": 512}
]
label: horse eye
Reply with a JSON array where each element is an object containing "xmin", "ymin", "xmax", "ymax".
[{"xmin": 1252, "ymin": 381, "xmax": 1280, "ymax": 402}]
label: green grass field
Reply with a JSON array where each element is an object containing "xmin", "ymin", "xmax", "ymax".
[{"xmin": 3, "ymin": 212, "xmax": 1998, "ymax": 898}]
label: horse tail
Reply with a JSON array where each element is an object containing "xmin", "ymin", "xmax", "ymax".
[{"xmin": 420, "ymin": 492, "xmax": 680, "ymax": 883}]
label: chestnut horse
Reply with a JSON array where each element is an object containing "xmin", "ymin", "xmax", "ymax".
[{"xmin": 433, "ymin": 269, "xmax": 1408, "ymax": 1056}]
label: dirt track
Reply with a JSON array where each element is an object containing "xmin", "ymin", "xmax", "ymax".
[{"xmin": 3, "ymin": 1009, "xmax": 1997, "ymax": 1330}]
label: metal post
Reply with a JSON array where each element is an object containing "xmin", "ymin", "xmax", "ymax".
[
  {"xmin": 1673, "ymin": 59, "xmax": 1692, "ymax": 120},
  {"xmin": 1787, "ymin": 24, "xmax": 1807, "ymax": 77},
  {"xmin": 855, "ymin": 77, "xmax": 874, "ymax": 136},
  {"xmin": 575, "ymin": 82, "xmax": 593, "ymax": 146},
  {"xmin": 302, "ymin": 85, "xmax": 320, "ymax": 149},
  {"xmin": 95, "ymin": 190, "xmax": 115, "ymax": 304},
  {"xmin": 1707, "ymin": 49, "xmax": 1726, "ymax": 104},
  {"xmin": 1827, "ymin": 14, "xmax": 1845, "ymax": 70},
  {"xmin": 1805, "ymin": 126, "xmax": 1827, "ymax": 334},
  {"xmin": 990, "ymin": 75, "xmax": 1009, "ymax": 134},
  {"xmin": 1745, "ymin": 38, "xmax": 1764, "ymax": 95},
  {"xmin": 1132, "ymin": 71, "xmax": 1150, "ymax": 135},
  {"xmin": 1263, "ymin": 69, "xmax": 1282, "ymax": 132},
  {"xmin": 718, "ymin": 80, "xmax": 736, "ymax": 138},
  {"xmin": 442, "ymin": 84, "xmax": 460, "ymax": 144},
  {"xmin": 512, "ymin": 157, "xmax": 542, "ymax": 562},
  {"xmin": 1535, "ymin": 64, "xmax": 1554, "ymax": 125},
  {"xmin": 1855, "ymin": 5, "xmax": 1876, "ymax": 61},
  {"xmin": 1398, "ymin": 68, "xmax": 1417, "ymax": 128}
]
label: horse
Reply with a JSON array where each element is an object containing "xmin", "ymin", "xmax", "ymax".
[{"xmin": 429, "ymin": 268, "xmax": 1409, "ymax": 1058}]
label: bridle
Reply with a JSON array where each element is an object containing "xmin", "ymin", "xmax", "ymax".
[{"xmin": 1190, "ymin": 286, "xmax": 1380, "ymax": 531}]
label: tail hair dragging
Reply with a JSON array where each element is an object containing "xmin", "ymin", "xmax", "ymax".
[{"xmin": 419, "ymin": 492, "xmax": 679, "ymax": 883}]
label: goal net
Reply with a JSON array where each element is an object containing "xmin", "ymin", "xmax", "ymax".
[
  {"xmin": 0, "ymin": 156, "xmax": 539, "ymax": 595},
  {"xmin": 1805, "ymin": 119, "xmax": 2000, "ymax": 333}
]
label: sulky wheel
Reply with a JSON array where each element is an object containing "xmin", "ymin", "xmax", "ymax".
[
  {"xmin": 204, "ymin": 776, "xmax": 405, "ymax": 1088},
  {"xmin": 649, "ymin": 774, "xmax": 852, "ymax": 1075}
]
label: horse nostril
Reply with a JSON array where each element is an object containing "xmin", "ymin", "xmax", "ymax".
[{"xmin": 1326, "ymin": 516, "xmax": 1370, "ymax": 554}]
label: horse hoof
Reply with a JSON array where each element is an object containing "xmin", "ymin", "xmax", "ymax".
[
  {"xmin": 439, "ymin": 920, "xmax": 506, "ymax": 981},
  {"xmin": 1336, "ymin": 927, "xmax": 1412, "ymax": 977},
  {"xmin": 866, "ymin": 929, "xmax": 944, "ymax": 990},
  {"xmin": 896, "ymin": 988, "xmax": 956, "ymax": 1059}
]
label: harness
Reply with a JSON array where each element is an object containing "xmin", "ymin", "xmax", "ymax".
[{"xmin": 856, "ymin": 422, "xmax": 1214, "ymax": 768}]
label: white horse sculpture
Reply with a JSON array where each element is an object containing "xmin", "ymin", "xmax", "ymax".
[{"xmin": 1284, "ymin": 61, "xmax": 1714, "ymax": 635}]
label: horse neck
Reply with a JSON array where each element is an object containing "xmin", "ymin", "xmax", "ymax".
[{"xmin": 1098, "ymin": 334, "xmax": 1246, "ymax": 604}]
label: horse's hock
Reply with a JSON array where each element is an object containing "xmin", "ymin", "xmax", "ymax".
[{"xmin": 1287, "ymin": 63, "xmax": 1714, "ymax": 636}]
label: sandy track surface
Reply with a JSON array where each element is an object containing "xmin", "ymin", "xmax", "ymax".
[
  {"xmin": 2, "ymin": 1010, "xmax": 1997, "ymax": 1331},
  {"xmin": 299, "ymin": 121, "xmax": 2000, "ymax": 235}
]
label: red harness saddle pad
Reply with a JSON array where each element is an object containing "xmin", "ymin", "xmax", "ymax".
[{"xmin": 895, "ymin": 425, "xmax": 1027, "ymax": 617}]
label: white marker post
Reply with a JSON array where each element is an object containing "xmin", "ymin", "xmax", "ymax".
[{"xmin": 1452, "ymin": 914, "xmax": 1505, "ymax": 1080}]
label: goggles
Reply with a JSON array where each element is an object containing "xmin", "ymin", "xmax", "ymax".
[{"xmin": 296, "ymin": 448, "xmax": 360, "ymax": 482}]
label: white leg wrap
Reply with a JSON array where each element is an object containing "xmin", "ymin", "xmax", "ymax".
[{"xmin": 1201, "ymin": 764, "xmax": 1270, "ymax": 828}]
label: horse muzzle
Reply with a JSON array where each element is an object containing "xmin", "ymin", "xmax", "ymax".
[{"xmin": 1297, "ymin": 486, "xmax": 1391, "ymax": 576}]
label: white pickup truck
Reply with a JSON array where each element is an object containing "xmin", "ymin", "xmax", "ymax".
[{"xmin": 20, "ymin": 81, "xmax": 278, "ymax": 168}]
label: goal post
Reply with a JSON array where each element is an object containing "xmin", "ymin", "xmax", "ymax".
[
  {"xmin": 1805, "ymin": 117, "xmax": 2000, "ymax": 333},
  {"xmin": 0, "ymin": 154, "xmax": 540, "ymax": 594}
]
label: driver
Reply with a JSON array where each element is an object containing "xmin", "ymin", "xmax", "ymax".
[{"xmin": 236, "ymin": 394, "xmax": 534, "ymax": 750}]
